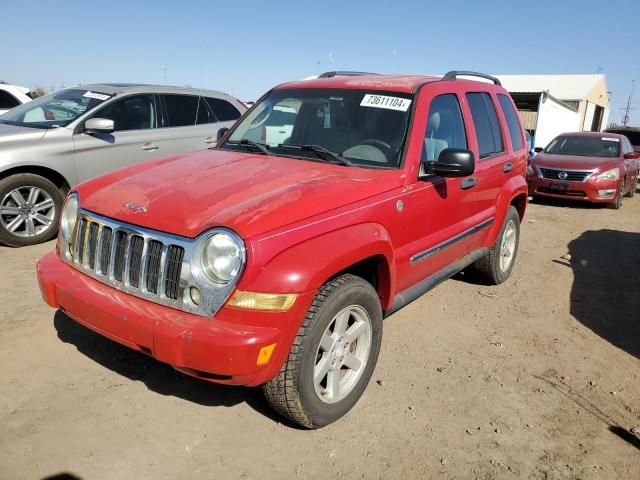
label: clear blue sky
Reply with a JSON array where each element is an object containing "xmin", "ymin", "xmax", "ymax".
[{"xmin": 3, "ymin": 0, "xmax": 639, "ymax": 125}]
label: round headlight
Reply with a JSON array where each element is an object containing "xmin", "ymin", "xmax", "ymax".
[
  {"xmin": 200, "ymin": 232, "xmax": 243, "ymax": 284},
  {"xmin": 60, "ymin": 193, "xmax": 79, "ymax": 241}
]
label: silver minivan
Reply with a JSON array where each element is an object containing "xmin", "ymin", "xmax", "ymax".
[{"xmin": 0, "ymin": 84, "xmax": 246, "ymax": 246}]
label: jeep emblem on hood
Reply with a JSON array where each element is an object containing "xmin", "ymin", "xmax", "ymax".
[{"xmin": 123, "ymin": 201, "xmax": 148, "ymax": 213}]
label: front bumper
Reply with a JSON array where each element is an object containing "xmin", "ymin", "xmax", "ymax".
[
  {"xmin": 37, "ymin": 252, "xmax": 314, "ymax": 386},
  {"xmin": 528, "ymin": 176, "xmax": 620, "ymax": 203}
]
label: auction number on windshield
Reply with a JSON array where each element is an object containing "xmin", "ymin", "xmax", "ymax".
[{"xmin": 360, "ymin": 94, "xmax": 412, "ymax": 112}]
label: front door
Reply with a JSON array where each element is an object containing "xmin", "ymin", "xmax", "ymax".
[
  {"xmin": 73, "ymin": 94, "xmax": 165, "ymax": 183},
  {"xmin": 395, "ymin": 88, "xmax": 476, "ymax": 293}
]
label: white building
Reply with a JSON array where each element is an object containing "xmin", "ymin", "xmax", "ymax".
[{"xmin": 494, "ymin": 74, "xmax": 609, "ymax": 149}]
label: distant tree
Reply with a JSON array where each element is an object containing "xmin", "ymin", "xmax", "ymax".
[{"xmin": 31, "ymin": 87, "xmax": 47, "ymax": 98}]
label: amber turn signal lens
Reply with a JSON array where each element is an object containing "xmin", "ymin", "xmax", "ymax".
[
  {"xmin": 227, "ymin": 290, "xmax": 297, "ymax": 311},
  {"xmin": 257, "ymin": 343, "xmax": 277, "ymax": 366}
]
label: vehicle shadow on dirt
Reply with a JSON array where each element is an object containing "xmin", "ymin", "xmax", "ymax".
[
  {"xmin": 52, "ymin": 310, "xmax": 300, "ymax": 427},
  {"xmin": 562, "ymin": 229, "xmax": 640, "ymax": 359}
]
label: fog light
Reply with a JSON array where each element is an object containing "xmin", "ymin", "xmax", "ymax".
[
  {"xmin": 190, "ymin": 286, "xmax": 202, "ymax": 305},
  {"xmin": 257, "ymin": 343, "xmax": 277, "ymax": 366},
  {"xmin": 598, "ymin": 189, "xmax": 615, "ymax": 197}
]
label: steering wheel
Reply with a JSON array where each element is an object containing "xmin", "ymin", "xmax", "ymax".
[{"xmin": 359, "ymin": 139, "xmax": 391, "ymax": 155}]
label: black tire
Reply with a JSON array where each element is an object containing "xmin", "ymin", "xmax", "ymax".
[
  {"xmin": 607, "ymin": 186, "xmax": 623, "ymax": 209},
  {"xmin": 0, "ymin": 174, "xmax": 63, "ymax": 247},
  {"xmin": 473, "ymin": 206, "xmax": 520, "ymax": 285},
  {"xmin": 263, "ymin": 274, "xmax": 383, "ymax": 429},
  {"xmin": 624, "ymin": 180, "xmax": 635, "ymax": 198}
]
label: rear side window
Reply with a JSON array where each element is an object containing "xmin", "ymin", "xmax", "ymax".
[
  {"xmin": 422, "ymin": 93, "xmax": 467, "ymax": 162},
  {"xmin": 163, "ymin": 94, "xmax": 200, "ymax": 127},
  {"xmin": 497, "ymin": 94, "xmax": 523, "ymax": 151},
  {"xmin": 206, "ymin": 97, "xmax": 241, "ymax": 121},
  {"xmin": 0, "ymin": 90, "xmax": 21, "ymax": 109},
  {"xmin": 466, "ymin": 92, "xmax": 504, "ymax": 158}
]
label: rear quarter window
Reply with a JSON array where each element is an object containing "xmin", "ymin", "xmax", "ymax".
[
  {"xmin": 206, "ymin": 98, "xmax": 241, "ymax": 122},
  {"xmin": 497, "ymin": 94, "xmax": 524, "ymax": 151}
]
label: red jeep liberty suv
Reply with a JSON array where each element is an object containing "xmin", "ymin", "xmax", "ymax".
[{"xmin": 37, "ymin": 71, "xmax": 528, "ymax": 428}]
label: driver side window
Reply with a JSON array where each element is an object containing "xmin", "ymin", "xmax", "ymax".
[
  {"xmin": 93, "ymin": 94, "xmax": 157, "ymax": 132},
  {"xmin": 422, "ymin": 94, "xmax": 467, "ymax": 163}
]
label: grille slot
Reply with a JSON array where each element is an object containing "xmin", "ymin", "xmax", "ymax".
[
  {"xmin": 87, "ymin": 223, "xmax": 99, "ymax": 269},
  {"xmin": 165, "ymin": 245, "xmax": 185, "ymax": 300},
  {"xmin": 113, "ymin": 231, "xmax": 128, "ymax": 282},
  {"xmin": 128, "ymin": 235, "xmax": 145, "ymax": 288},
  {"xmin": 99, "ymin": 227, "xmax": 113, "ymax": 275},
  {"xmin": 145, "ymin": 240, "xmax": 163, "ymax": 294},
  {"xmin": 539, "ymin": 167, "xmax": 592, "ymax": 182},
  {"xmin": 76, "ymin": 218, "xmax": 88, "ymax": 263}
]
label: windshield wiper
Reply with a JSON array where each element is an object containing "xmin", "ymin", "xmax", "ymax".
[
  {"xmin": 278, "ymin": 144, "xmax": 353, "ymax": 166},
  {"xmin": 226, "ymin": 139, "xmax": 271, "ymax": 156}
]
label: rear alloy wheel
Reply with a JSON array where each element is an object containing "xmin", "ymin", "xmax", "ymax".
[
  {"xmin": 263, "ymin": 274, "xmax": 382, "ymax": 428},
  {"xmin": 0, "ymin": 174, "xmax": 63, "ymax": 247},
  {"xmin": 473, "ymin": 205, "xmax": 521, "ymax": 284}
]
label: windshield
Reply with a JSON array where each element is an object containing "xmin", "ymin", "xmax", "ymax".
[
  {"xmin": 544, "ymin": 135, "xmax": 620, "ymax": 158},
  {"xmin": 0, "ymin": 88, "xmax": 110, "ymax": 129},
  {"xmin": 222, "ymin": 88, "xmax": 414, "ymax": 168}
]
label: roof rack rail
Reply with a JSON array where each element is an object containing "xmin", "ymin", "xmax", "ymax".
[
  {"xmin": 442, "ymin": 71, "xmax": 501, "ymax": 86},
  {"xmin": 318, "ymin": 71, "xmax": 378, "ymax": 78}
]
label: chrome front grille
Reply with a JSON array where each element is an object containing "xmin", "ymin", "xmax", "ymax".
[
  {"xmin": 539, "ymin": 167, "xmax": 594, "ymax": 182},
  {"xmin": 72, "ymin": 215, "xmax": 185, "ymax": 301},
  {"xmin": 60, "ymin": 209, "xmax": 243, "ymax": 317}
]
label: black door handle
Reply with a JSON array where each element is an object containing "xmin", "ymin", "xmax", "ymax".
[
  {"xmin": 460, "ymin": 176, "xmax": 477, "ymax": 190},
  {"xmin": 503, "ymin": 162, "xmax": 514, "ymax": 172}
]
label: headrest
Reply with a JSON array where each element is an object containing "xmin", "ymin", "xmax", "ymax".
[{"xmin": 428, "ymin": 111, "xmax": 441, "ymax": 132}]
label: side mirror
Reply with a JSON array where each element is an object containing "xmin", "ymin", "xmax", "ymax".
[
  {"xmin": 534, "ymin": 147, "xmax": 544, "ymax": 153},
  {"xmin": 423, "ymin": 148, "xmax": 475, "ymax": 178},
  {"xmin": 624, "ymin": 151, "xmax": 640, "ymax": 159},
  {"xmin": 217, "ymin": 127, "xmax": 229, "ymax": 141},
  {"xmin": 85, "ymin": 118, "xmax": 114, "ymax": 134}
]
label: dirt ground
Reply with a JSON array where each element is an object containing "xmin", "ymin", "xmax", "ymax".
[{"xmin": 1, "ymin": 196, "xmax": 639, "ymax": 480}]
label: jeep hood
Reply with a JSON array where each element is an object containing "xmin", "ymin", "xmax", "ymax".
[
  {"xmin": 77, "ymin": 149, "xmax": 403, "ymax": 239},
  {"xmin": 0, "ymin": 122, "xmax": 48, "ymax": 143}
]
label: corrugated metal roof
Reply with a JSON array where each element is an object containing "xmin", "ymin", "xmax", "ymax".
[{"xmin": 494, "ymin": 74, "xmax": 604, "ymax": 100}]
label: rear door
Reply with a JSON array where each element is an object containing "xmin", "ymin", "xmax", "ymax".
[
  {"xmin": 73, "ymin": 93, "xmax": 166, "ymax": 182},
  {"xmin": 462, "ymin": 91, "xmax": 513, "ymax": 244}
]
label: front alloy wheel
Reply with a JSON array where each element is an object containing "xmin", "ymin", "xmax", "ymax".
[
  {"xmin": 263, "ymin": 274, "xmax": 382, "ymax": 428},
  {"xmin": 0, "ymin": 174, "xmax": 63, "ymax": 247},
  {"xmin": 313, "ymin": 305, "xmax": 372, "ymax": 404}
]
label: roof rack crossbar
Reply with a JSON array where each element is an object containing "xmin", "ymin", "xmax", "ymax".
[
  {"xmin": 442, "ymin": 71, "xmax": 501, "ymax": 86},
  {"xmin": 318, "ymin": 71, "xmax": 378, "ymax": 78}
]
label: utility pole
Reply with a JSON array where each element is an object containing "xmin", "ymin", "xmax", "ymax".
[
  {"xmin": 163, "ymin": 66, "xmax": 167, "ymax": 85},
  {"xmin": 621, "ymin": 80, "xmax": 635, "ymax": 126}
]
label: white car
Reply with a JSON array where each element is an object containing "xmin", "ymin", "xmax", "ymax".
[
  {"xmin": 0, "ymin": 82, "xmax": 32, "ymax": 115},
  {"xmin": 245, "ymin": 105, "xmax": 297, "ymax": 146}
]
